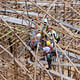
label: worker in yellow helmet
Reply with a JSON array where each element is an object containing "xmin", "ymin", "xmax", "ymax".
[{"xmin": 43, "ymin": 40, "xmax": 53, "ymax": 69}]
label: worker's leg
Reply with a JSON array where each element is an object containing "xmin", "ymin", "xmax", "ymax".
[
  {"xmin": 51, "ymin": 51, "xmax": 56, "ymax": 62},
  {"xmin": 30, "ymin": 48, "xmax": 34, "ymax": 61},
  {"xmin": 56, "ymin": 37, "xmax": 60, "ymax": 43},
  {"xmin": 47, "ymin": 58, "xmax": 52, "ymax": 69},
  {"xmin": 30, "ymin": 53, "xmax": 33, "ymax": 61}
]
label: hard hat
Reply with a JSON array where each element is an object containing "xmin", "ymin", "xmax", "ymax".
[
  {"xmin": 52, "ymin": 30, "xmax": 57, "ymax": 36},
  {"xmin": 43, "ymin": 18, "xmax": 48, "ymax": 23},
  {"xmin": 46, "ymin": 41, "xmax": 51, "ymax": 46},
  {"xmin": 36, "ymin": 33, "xmax": 41, "ymax": 38},
  {"xmin": 48, "ymin": 32, "xmax": 51, "ymax": 36},
  {"xmin": 52, "ymin": 30, "xmax": 56, "ymax": 34},
  {"xmin": 34, "ymin": 17, "xmax": 38, "ymax": 20}
]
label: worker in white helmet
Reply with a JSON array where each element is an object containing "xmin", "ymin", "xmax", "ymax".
[
  {"xmin": 41, "ymin": 18, "xmax": 49, "ymax": 40},
  {"xmin": 51, "ymin": 30, "xmax": 57, "ymax": 37},
  {"xmin": 41, "ymin": 18, "xmax": 48, "ymax": 30},
  {"xmin": 51, "ymin": 30, "xmax": 60, "ymax": 43},
  {"xmin": 43, "ymin": 18, "xmax": 48, "ymax": 24}
]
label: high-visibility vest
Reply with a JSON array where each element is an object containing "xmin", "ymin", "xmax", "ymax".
[{"xmin": 55, "ymin": 34, "xmax": 59, "ymax": 39}]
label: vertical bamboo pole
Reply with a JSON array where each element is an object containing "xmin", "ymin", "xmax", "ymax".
[
  {"xmin": 52, "ymin": 36, "xmax": 63, "ymax": 80},
  {"xmin": 14, "ymin": 24, "xmax": 18, "ymax": 80},
  {"xmin": 34, "ymin": 41, "xmax": 39, "ymax": 80},
  {"xmin": 68, "ymin": 52, "xmax": 71, "ymax": 77},
  {"xmin": 63, "ymin": 3, "xmax": 66, "ymax": 21},
  {"xmin": 62, "ymin": 2, "xmax": 65, "ymax": 78},
  {"xmin": 25, "ymin": 0, "xmax": 29, "ymax": 17},
  {"xmin": 15, "ymin": 0, "xmax": 17, "ymax": 6},
  {"xmin": 14, "ymin": 43, "xmax": 18, "ymax": 80},
  {"xmin": 71, "ymin": 4, "xmax": 73, "ymax": 25}
]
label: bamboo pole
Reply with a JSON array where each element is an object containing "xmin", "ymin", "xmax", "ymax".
[
  {"xmin": 0, "ymin": 8, "xmax": 80, "ymax": 75},
  {"xmin": 0, "ymin": 34, "xmax": 25, "ymax": 55},
  {"xmin": 22, "ymin": 1, "xmax": 80, "ymax": 74},
  {"xmin": 0, "ymin": 0, "xmax": 79, "ymax": 77},
  {"xmin": 52, "ymin": 36, "xmax": 63, "ymax": 80},
  {"xmin": 0, "ymin": 74, "xmax": 7, "ymax": 80},
  {"xmin": 0, "ymin": 2, "xmax": 80, "ymax": 39},
  {"xmin": 41, "ymin": 1, "xmax": 63, "ymax": 79},
  {"xmin": 29, "ymin": 1, "xmax": 74, "ymax": 36},
  {"xmin": 65, "ymin": 2, "xmax": 80, "ymax": 16},
  {"xmin": 56, "ymin": 44, "xmax": 80, "ymax": 74},
  {"xmin": 14, "ymin": 40, "xmax": 18, "ymax": 80},
  {"xmin": 0, "ymin": 17, "xmax": 53, "ymax": 80},
  {"xmin": 34, "ymin": 41, "xmax": 39, "ymax": 80},
  {"xmin": 0, "ymin": 45, "xmax": 33, "ymax": 80}
]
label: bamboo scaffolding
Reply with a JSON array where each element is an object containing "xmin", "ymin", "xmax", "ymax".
[
  {"xmin": 0, "ymin": 0, "xmax": 80, "ymax": 80},
  {"xmin": 1, "ymin": 6, "xmax": 80, "ymax": 75},
  {"xmin": 0, "ymin": 17, "xmax": 54, "ymax": 80}
]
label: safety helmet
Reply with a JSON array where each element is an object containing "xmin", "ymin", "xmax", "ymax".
[
  {"xmin": 46, "ymin": 40, "xmax": 51, "ymax": 46},
  {"xmin": 36, "ymin": 33, "xmax": 41, "ymax": 38},
  {"xmin": 34, "ymin": 17, "xmax": 38, "ymax": 20},
  {"xmin": 52, "ymin": 30, "xmax": 56, "ymax": 34},
  {"xmin": 48, "ymin": 32, "xmax": 52, "ymax": 36},
  {"xmin": 43, "ymin": 18, "xmax": 48, "ymax": 23}
]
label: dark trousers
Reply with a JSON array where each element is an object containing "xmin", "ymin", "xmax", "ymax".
[
  {"xmin": 56, "ymin": 37, "xmax": 60, "ymax": 43},
  {"xmin": 30, "ymin": 48, "xmax": 34, "ymax": 60},
  {"xmin": 30, "ymin": 53, "xmax": 33, "ymax": 60},
  {"xmin": 47, "ymin": 58, "xmax": 52, "ymax": 69},
  {"xmin": 46, "ymin": 51, "xmax": 56, "ymax": 69}
]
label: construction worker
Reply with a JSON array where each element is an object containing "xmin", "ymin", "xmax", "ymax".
[
  {"xmin": 51, "ymin": 30, "xmax": 60, "ymax": 43},
  {"xmin": 43, "ymin": 18, "xmax": 48, "ymax": 25},
  {"xmin": 29, "ymin": 36, "xmax": 38, "ymax": 61},
  {"xmin": 41, "ymin": 18, "xmax": 48, "ymax": 31},
  {"xmin": 36, "ymin": 30, "xmax": 41, "ymax": 40},
  {"xmin": 46, "ymin": 40, "xmax": 53, "ymax": 49},
  {"xmin": 55, "ymin": 34, "xmax": 60, "ymax": 43},
  {"xmin": 32, "ymin": 29, "xmax": 37, "ymax": 38},
  {"xmin": 34, "ymin": 37, "xmax": 38, "ymax": 49},
  {"xmin": 42, "ymin": 40, "xmax": 54, "ymax": 69},
  {"xmin": 29, "ymin": 39, "xmax": 34, "ymax": 61},
  {"xmin": 47, "ymin": 27, "xmax": 52, "ymax": 38},
  {"xmin": 43, "ymin": 46, "xmax": 52, "ymax": 69}
]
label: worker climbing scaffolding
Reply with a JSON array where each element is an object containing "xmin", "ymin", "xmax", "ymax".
[
  {"xmin": 42, "ymin": 40, "xmax": 56, "ymax": 69},
  {"xmin": 0, "ymin": 0, "xmax": 80, "ymax": 80},
  {"xmin": 26, "ymin": 17, "xmax": 60, "ymax": 69}
]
